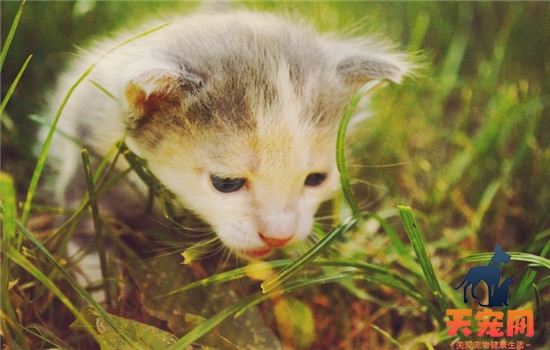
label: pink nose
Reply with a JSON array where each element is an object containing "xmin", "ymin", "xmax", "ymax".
[{"xmin": 259, "ymin": 233, "xmax": 293, "ymax": 248}]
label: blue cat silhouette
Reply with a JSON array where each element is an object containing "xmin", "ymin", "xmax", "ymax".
[
  {"xmin": 479, "ymin": 276, "xmax": 513, "ymax": 307},
  {"xmin": 455, "ymin": 244, "xmax": 511, "ymax": 304}
]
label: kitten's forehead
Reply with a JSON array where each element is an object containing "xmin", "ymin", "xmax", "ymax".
[
  {"xmin": 173, "ymin": 58, "xmax": 344, "ymax": 162},
  {"xmin": 180, "ymin": 30, "xmax": 353, "ymax": 129},
  {"xmin": 133, "ymin": 32, "xmax": 353, "ymax": 176}
]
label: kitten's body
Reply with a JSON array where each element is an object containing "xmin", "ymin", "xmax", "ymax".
[{"xmin": 46, "ymin": 10, "xmax": 412, "ymax": 258}]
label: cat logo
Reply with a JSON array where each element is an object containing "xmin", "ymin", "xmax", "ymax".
[
  {"xmin": 446, "ymin": 244, "xmax": 535, "ymax": 348},
  {"xmin": 454, "ymin": 244, "xmax": 512, "ymax": 307}
]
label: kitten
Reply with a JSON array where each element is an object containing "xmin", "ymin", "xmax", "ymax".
[{"xmin": 45, "ymin": 10, "xmax": 413, "ymax": 259}]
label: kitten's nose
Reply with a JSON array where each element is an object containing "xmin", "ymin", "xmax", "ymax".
[{"xmin": 259, "ymin": 233, "xmax": 293, "ymax": 248}]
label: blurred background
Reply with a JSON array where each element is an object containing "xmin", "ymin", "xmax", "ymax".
[{"xmin": 2, "ymin": 1, "xmax": 549, "ymax": 348}]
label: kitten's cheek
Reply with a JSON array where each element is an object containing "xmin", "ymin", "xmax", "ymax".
[{"xmin": 294, "ymin": 215, "xmax": 316, "ymax": 242}]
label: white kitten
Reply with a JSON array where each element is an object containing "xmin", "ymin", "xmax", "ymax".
[{"xmin": 45, "ymin": 10, "xmax": 412, "ymax": 259}]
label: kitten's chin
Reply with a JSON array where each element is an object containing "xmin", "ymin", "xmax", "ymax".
[{"xmin": 240, "ymin": 247, "xmax": 273, "ymax": 260}]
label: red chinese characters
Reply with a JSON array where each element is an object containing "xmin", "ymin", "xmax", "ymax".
[{"xmin": 446, "ymin": 309, "xmax": 534, "ymax": 338}]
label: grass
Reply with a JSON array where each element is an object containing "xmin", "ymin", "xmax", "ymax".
[{"xmin": 1, "ymin": 1, "xmax": 549, "ymax": 349}]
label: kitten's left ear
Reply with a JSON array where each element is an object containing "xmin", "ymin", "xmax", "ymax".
[
  {"xmin": 337, "ymin": 53, "xmax": 411, "ymax": 84},
  {"xmin": 123, "ymin": 65, "xmax": 203, "ymax": 127}
]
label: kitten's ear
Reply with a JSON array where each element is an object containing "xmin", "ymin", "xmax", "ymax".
[
  {"xmin": 337, "ymin": 53, "xmax": 411, "ymax": 84},
  {"xmin": 124, "ymin": 66, "xmax": 202, "ymax": 126}
]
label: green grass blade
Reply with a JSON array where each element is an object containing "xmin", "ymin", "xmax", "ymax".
[
  {"xmin": 371, "ymin": 324, "xmax": 404, "ymax": 350},
  {"xmin": 116, "ymin": 140, "xmax": 180, "ymax": 218},
  {"xmin": 170, "ymin": 272, "xmax": 367, "ymax": 349},
  {"xmin": 539, "ymin": 236, "xmax": 550, "ymax": 258},
  {"xmin": 268, "ymin": 272, "xmax": 440, "ymax": 318},
  {"xmin": 30, "ymin": 140, "xmax": 128, "ymax": 250},
  {"xmin": 14, "ymin": 220, "xmax": 140, "ymax": 349},
  {"xmin": 457, "ymin": 252, "xmax": 550, "ymax": 269},
  {"xmin": 167, "ymin": 291, "xmax": 267, "ymax": 350},
  {"xmin": 0, "ymin": 174, "xmax": 28, "ymax": 348},
  {"xmin": 0, "ymin": 0, "xmax": 26, "ymax": 70},
  {"xmin": 1, "ymin": 173, "xmax": 18, "ymax": 245},
  {"xmin": 470, "ymin": 179, "xmax": 501, "ymax": 232},
  {"xmin": 336, "ymin": 79, "xmax": 381, "ymax": 215},
  {"xmin": 27, "ymin": 114, "xmax": 82, "ymax": 146},
  {"xmin": 158, "ymin": 257, "xmax": 422, "ymax": 301},
  {"xmin": 435, "ymin": 29, "xmax": 469, "ymax": 104},
  {"xmin": 0, "ymin": 54, "xmax": 32, "ymax": 116},
  {"xmin": 535, "ymin": 276, "xmax": 550, "ymax": 290},
  {"xmin": 454, "ymin": 252, "xmax": 493, "ymax": 265},
  {"xmin": 511, "ymin": 252, "xmax": 550, "ymax": 269},
  {"xmin": 368, "ymin": 211, "xmax": 420, "ymax": 275},
  {"xmin": 156, "ymin": 260, "xmax": 292, "ymax": 298},
  {"xmin": 0, "ymin": 298, "xmax": 28, "ymax": 349},
  {"xmin": 408, "ymin": 10, "xmax": 430, "ymax": 52},
  {"xmin": 316, "ymin": 258, "xmax": 421, "ymax": 295},
  {"xmin": 81, "ymin": 149, "xmax": 113, "ymax": 307},
  {"xmin": 3, "ymin": 245, "xmax": 105, "ymax": 348},
  {"xmin": 397, "ymin": 205, "xmax": 449, "ymax": 317},
  {"xmin": 0, "ymin": 175, "xmax": 18, "ymax": 326},
  {"xmin": 180, "ymin": 238, "xmax": 224, "ymax": 264},
  {"xmin": 533, "ymin": 283, "xmax": 541, "ymax": 322},
  {"xmin": 261, "ymin": 218, "xmax": 357, "ymax": 293},
  {"xmin": 89, "ymin": 79, "xmax": 118, "ymax": 101},
  {"xmin": 156, "ymin": 255, "xmax": 439, "ymax": 317}
]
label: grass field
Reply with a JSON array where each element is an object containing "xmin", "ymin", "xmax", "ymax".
[{"xmin": 1, "ymin": 1, "xmax": 549, "ymax": 349}]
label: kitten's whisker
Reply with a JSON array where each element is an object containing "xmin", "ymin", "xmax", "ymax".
[{"xmin": 347, "ymin": 162, "xmax": 410, "ymax": 169}]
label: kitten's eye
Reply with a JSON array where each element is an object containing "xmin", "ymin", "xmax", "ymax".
[
  {"xmin": 210, "ymin": 175, "xmax": 246, "ymax": 193},
  {"xmin": 304, "ymin": 172, "xmax": 328, "ymax": 187}
]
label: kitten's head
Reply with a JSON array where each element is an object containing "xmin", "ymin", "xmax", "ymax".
[{"xmin": 122, "ymin": 12, "xmax": 412, "ymax": 258}]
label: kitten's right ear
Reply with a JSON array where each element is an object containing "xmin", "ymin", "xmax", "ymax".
[{"xmin": 123, "ymin": 65, "xmax": 203, "ymax": 127}]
